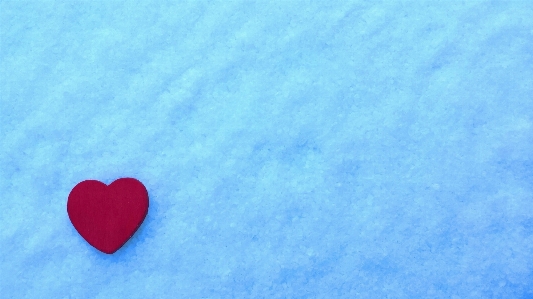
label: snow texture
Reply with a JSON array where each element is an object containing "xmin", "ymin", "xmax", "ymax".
[{"xmin": 1, "ymin": 1, "xmax": 533, "ymax": 298}]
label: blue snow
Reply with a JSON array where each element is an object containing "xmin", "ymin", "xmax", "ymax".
[{"xmin": 1, "ymin": 1, "xmax": 533, "ymax": 298}]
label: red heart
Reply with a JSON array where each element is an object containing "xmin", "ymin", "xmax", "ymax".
[{"xmin": 67, "ymin": 178, "xmax": 149, "ymax": 254}]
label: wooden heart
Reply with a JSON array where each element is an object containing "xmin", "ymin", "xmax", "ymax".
[{"xmin": 67, "ymin": 178, "xmax": 149, "ymax": 254}]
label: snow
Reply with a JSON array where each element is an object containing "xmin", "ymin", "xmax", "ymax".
[{"xmin": 1, "ymin": 1, "xmax": 532, "ymax": 298}]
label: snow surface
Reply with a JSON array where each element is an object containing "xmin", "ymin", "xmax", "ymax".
[{"xmin": 1, "ymin": 1, "xmax": 533, "ymax": 298}]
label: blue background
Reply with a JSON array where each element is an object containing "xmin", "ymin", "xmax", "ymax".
[{"xmin": 1, "ymin": 1, "xmax": 532, "ymax": 298}]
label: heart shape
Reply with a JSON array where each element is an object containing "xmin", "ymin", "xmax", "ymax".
[{"xmin": 67, "ymin": 178, "xmax": 149, "ymax": 254}]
